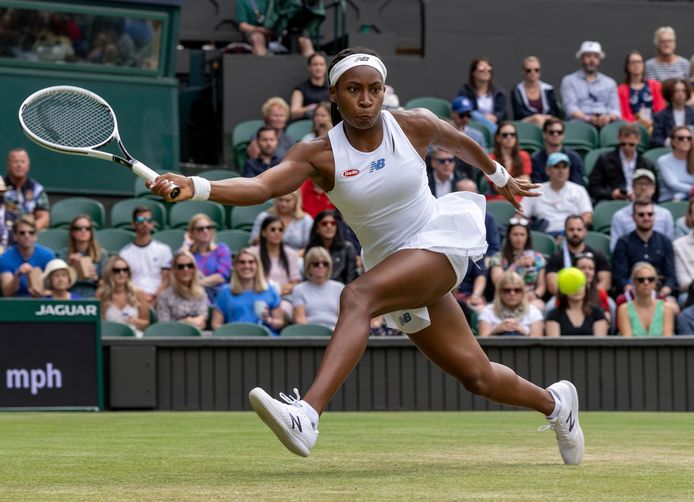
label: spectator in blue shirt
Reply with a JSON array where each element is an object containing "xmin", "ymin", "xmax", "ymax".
[
  {"xmin": 560, "ymin": 41, "xmax": 620, "ymax": 128},
  {"xmin": 0, "ymin": 214, "xmax": 54, "ymax": 297},
  {"xmin": 243, "ymin": 126, "xmax": 281, "ymax": 177},
  {"xmin": 612, "ymin": 200, "xmax": 676, "ymax": 297}
]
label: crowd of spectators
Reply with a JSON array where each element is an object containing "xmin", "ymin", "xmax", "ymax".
[{"xmin": 3, "ymin": 25, "xmax": 694, "ymax": 338}]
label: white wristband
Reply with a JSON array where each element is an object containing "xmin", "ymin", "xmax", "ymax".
[
  {"xmin": 488, "ymin": 161, "xmax": 510, "ymax": 188},
  {"xmin": 190, "ymin": 176, "xmax": 211, "ymax": 201}
]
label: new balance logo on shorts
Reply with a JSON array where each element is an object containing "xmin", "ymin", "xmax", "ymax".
[
  {"xmin": 398, "ymin": 312, "xmax": 412, "ymax": 325},
  {"xmin": 369, "ymin": 158, "xmax": 385, "ymax": 173},
  {"xmin": 289, "ymin": 413, "xmax": 303, "ymax": 432}
]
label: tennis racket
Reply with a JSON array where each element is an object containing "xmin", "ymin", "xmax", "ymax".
[{"xmin": 18, "ymin": 85, "xmax": 179, "ymax": 199}]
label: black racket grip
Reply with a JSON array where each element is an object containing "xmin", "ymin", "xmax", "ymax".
[{"xmin": 170, "ymin": 185, "xmax": 181, "ymax": 199}]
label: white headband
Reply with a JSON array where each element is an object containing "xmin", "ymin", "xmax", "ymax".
[{"xmin": 328, "ymin": 53, "xmax": 387, "ymax": 86}]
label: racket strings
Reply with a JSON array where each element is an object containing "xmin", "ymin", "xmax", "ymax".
[{"xmin": 21, "ymin": 90, "xmax": 115, "ymax": 149}]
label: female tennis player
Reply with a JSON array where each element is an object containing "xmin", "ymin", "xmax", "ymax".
[{"xmin": 150, "ymin": 47, "xmax": 584, "ymax": 465}]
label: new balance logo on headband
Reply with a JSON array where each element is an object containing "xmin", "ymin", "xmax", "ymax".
[{"xmin": 355, "ymin": 56, "xmax": 370, "ymax": 62}]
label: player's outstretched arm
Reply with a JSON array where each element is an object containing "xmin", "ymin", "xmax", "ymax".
[{"xmin": 149, "ymin": 143, "xmax": 318, "ymax": 205}]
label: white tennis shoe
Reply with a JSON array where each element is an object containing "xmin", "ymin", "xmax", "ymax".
[
  {"xmin": 539, "ymin": 380, "xmax": 585, "ymax": 465},
  {"xmin": 248, "ymin": 387, "xmax": 319, "ymax": 457}
]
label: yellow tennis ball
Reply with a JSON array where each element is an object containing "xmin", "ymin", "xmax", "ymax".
[{"xmin": 557, "ymin": 267, "xmax": 587, "ymax": 295}]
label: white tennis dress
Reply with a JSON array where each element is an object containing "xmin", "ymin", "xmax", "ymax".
[{"xmin": 327, "ymin": 110, "xmax": 488, "ymax": 333}]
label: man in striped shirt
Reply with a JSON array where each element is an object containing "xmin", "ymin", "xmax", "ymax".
[{"xmin": 645, "ymin": 26, "xmax": 691, "ymax": 82}]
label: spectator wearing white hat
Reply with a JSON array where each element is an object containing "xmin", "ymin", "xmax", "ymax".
[
  {"xmin": 560, "ymin": 41, "xmax": 620, "ymax": 128},
  {"xmin": 42, "ymin": 258, "xmax": 79, "ymax": 300}
]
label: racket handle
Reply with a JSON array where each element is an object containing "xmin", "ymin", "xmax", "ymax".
[{"xmin": 132, "ymin": 161, "xmax": 180, "ymax": 199}]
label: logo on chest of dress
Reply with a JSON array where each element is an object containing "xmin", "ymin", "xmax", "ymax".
[
  {"xmin": 342, "ymin": 169, "xmax": 360, "ymax": 177},
  {"xmin": 369, "ymin": 158, "xmax": 386, "ymax": 173}
]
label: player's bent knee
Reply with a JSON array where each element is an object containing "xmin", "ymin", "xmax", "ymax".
[{"xmin": 339, "ymin": 281, "xmax": 378, "ymax": 317}]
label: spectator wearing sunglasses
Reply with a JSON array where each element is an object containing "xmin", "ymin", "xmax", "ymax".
[
  {"xmin": 511, "ymin": 56, "xmax": 562, "ymax": 127},
  {"xmin": 450, "ymin": 96, "xmax": 487, "ymax": 149},
  {"xmin": 427, "ymin": 147, "xmax": 463, "ymax": 198},
  {"xmin": 485, "ymin": 122, "xmax": 531, "ymax": 200},
  {"xmin": 531, "ymin": 118, "xmax": 585, "ymax": 186},
  {"xmin": 58, "ymin": 214, "xmax": 108, "ymax": 299},
  {"xmin": 609, "ymin": 171, "xmax": 673, "ymax": 251},
  {"xmin": 478, "ymin": 270, "xmax": 544, "ymax": 337},
  {"xmin": 617, "ymin": 51, "xmax": 665, "ymax": 132},
  {"xmin": 617, "ymin": 262, "xmax": 674, "ymax": 337},
  {"xmin": 0, "ymin": 214, "xmax": 54, "ymax": 297},
  {"xmin": 588, "ymin": 123, "xmax": 658, "ymax": 204},
  {"xmin": 613, "ymin": 201, "xmax": 676, "ymax": 299},
  {"xmin": 156, "ymin": 250, "xmax": 208, "ymax": 330},
  {"xmin": 183, "ymin": 213, "xmax": 231, "ymax": 303},
  {"xmin": 456, "ymin": 57, "xmax": 507, "ymax": 135},
  {"xmin": 489, "ymin": 216, "xmax": 546, "ymax": 310},
  {"xmin": 305, "ymin": 210, "xmax": 358, "ymax": 285},
  {"xmin": 119, "ymin": 206, "xmax": 173, "ymax": 305},
  {"xmin": 656, "ymin": 126, "xmax": 694, "ymax": 202},
  {"xmin": 292, "ymin": 247, "xmax": 344, "ymax": 329},
  {"xmin": 546, "ymin": 277, "xmax": 608, "ymax": 337},
  {"xmin": 651, "ymin": 78, "xmax": 694, "ymax": 148},
  {"xmin": 520, "ymin": 153, "xmax": 593, "ymax": 236},
  {"xmin": 560, "ymin": 41, "xmax": 620, "ymax": 128},
  {"xmin": 98, "ymin": 255, "xmax": 150, "ymax": 336}
]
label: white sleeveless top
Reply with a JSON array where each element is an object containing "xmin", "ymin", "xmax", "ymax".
[{"xmin": 327, "ymin": 111, "xmax": 488, "ymax": 332}]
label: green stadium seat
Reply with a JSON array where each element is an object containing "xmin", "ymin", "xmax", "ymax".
[
  {"xmin": 50, "ymin": 197, "xmax": 105, "ymax": 229},
  {"xmin": 169, "ymin": 200, "xmax": 226, "ymax": 230},
  {"xmin": 404, "ymin": 97, "xmax": 452, "ymax": 119},
  {"xmin": 153, "ymin": 229, "xmax": 185, "ymax": 252},
  {"xmin": 143, "ymin": 322, "xmax": 202, "ymax": 337},
  {"xmin": 213, "ymin": 322, "xmax": 272, "ymax": 337},
  {"xmin": 101, "ymin": 320, "xmax": 137, "ymax": 337},
  {"xmin": 232, "ymin": 119, "xmax": 264, "ymax": 170},
  {"xmin": 110, "ymin": 198, "xmax": 167, "ymax": 230},
  {"xmin": 199, "ymin": 169, "xmax": 241, "ymax": 181},
  {"xmin": 486, "ymin": 200, "xmax": 517, "ymax": 231},
  {"xmin": 468, "ymin": 121, "xmax": 492, "ymax": 148},
  {"xmin": 642, "ymin": 147, "xmax": 672, "ymax": 165},
  {"xmin": 215, "ymin": 229, "xmax": 251, "ymax": 255},
  {"xmin": 662, "ymin": 201, "xmax": 688, "ymax": 222},
  {"xmin": 96, "ymin": 228, "xmax": 135, "ymax": 255},
  {"xmin": 599, "ymin": 121, "xmax": 649, "ymax": 151},
  {"xmin": 285, "ymin": 119, "xmax": 314, "ymax": 141},
  {"xmin": 582, "ymin": 147, "xmax": 613, "ymax": 180},
  {"xmin": 530, "ymin": 231, "xmax": 557, "ymax": 257},
  {"xmin": 585, "ymin": 231, "xmax": 612, "ymax": 263},
  {"xmin": 36, "ymin": 228, "xmax": 68, "ymax": 252},
  {"xmin": 230, "ymin": 202, "xmax": 273, "ymax": 231},
  {"xmin": 512, "ymin": 121, "xmax": 544, "ymax": 153},
  {"xmin": 563, "ymin": 121, "xmax": 599, "ymax": 151},
  {"xmin": 280, "ymin": 323, "xmax": 333, "ymax": 337},
  {"xmin": 592, "ymin": 200, "xmax": 630, "ymax": 234}
]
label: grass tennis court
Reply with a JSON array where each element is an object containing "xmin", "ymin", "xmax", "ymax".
[{"xmin": 0, "ymin": 411, "xmax": 692, "ymax": 501}]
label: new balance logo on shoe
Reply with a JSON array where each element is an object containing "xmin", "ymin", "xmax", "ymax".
[
  {"xmin": 566, "ymin": 410, "xmax": 575, "ymax": 432},
  {"xmin": 289, "ymin": 413, "xmax": 303, "ymax": 432}
]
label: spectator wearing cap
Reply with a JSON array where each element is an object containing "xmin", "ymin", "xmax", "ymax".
[
  {"xmin": 520, "ymin": 152, "xmax": 593, "ymax": 236},
  {"xmin": 456, "ymin": 57, "xmax": 507, "ymax": 135},
  {"xmin": 645, "ymin": 26, "xmax": 691, "ymax": 82},
  {"xmin": 511, "ymin": 56, "xmax": 562, "ymax": 127},
  {"xmin": 531, "ymin": 117, "xmax": 585, "ymax": 186},
  {"xmin": 42, "ymin": 258, "xmax": 79, "ymax": 300},
  {"xmin": 450, "ymin": 96, "xmax": 487, "ymax": 149},
  {"xmin": 609, "ymin": 169, "xmax": 673, "ymax": 251},
  {"xmin": 560, "ymin": 41, "xmax": 620, "ymax": 128},
  {"xmin": 545, "ymin": 215, "xmax": 612, "ymax": 297},
  {"xmin": 588, "ymin": 123, "xmax": 658, "ymax": 204}
]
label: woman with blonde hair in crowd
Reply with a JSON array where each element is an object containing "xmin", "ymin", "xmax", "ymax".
[
  {"xmin": 59, "ymin": 214, "xmax": 107, "ymax": 298},
  {"xmin": 657, "ymin": 125, "xmax": 694, "ymax": 202},
  {"xmin": 156, "ymin": 250, "xmax": 208, "ymax": 330},
  {"xmin": 251, "ymin": 189, "xmax": 314, "ymax": 254},
  {"xmin": 98, "ymin": 255, "xmax": 150, "ymax": 336},
  {"xmin": 478, "ymin": 270, "xmax": 544, "ymax": 337},
  {"xmin": 183, "ymin": 213, "xmax": 231, "ymax": 302},
  {"xmin": 617, "ymin": 262, "xmax": 674, "ymax": 337},
  {"xmin": 247, "ymin": 96, "xmax": 295, "ymax": 160},
  {"xmin": 211, "ymin": 248, "xmax": 285, "ymax": 334},
  {"xmin": 511, "ymin": 56, "xmax": 562, "ymax": 126},
  {"xmin": 292, "ymin": 246, "xmax": 345, "ymax": 329}
]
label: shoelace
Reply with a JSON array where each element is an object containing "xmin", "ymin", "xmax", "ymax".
[
  {"xmin": 537, "ymin": 420, "xmax": 573, "ymax": 446},
  {"xmin": 279, "ymin": 388, "xmax": 301, "ymax": 405}
]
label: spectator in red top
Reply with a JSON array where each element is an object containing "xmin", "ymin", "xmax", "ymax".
[
  {"xmin": 300, "ymin": 179, "xmax": 335, "ymax": 218},
  {"xmin": 617, "ymin": 50, "xmax": 666, "ymax": 132},
  {"xmin": 485, "ymin": 121, "xmax": 531, "ymax": 200}
]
